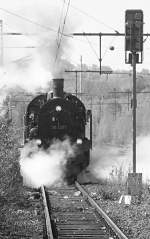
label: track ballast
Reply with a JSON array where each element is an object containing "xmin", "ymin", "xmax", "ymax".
[{"xmin": 41, "ymin": 182, "xmax": 128, "ymax": 239}]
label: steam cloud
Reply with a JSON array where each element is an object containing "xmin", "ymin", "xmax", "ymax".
[
  {"xmin": 89, "ymin": 144, "xmax": 130, "ymax": 182},
  {"xmin": 20, "ymin": 139, "xmax": 75, "ymax": 188},
  {"xmin": 0, "ymin": 0, "xmax": 77, "ymax": 106},
  {"xmin": 90, "ymin": 136, "xmax": 150, "ymax": 183}
]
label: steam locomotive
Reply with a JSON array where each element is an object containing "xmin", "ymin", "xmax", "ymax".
[{"xmin": 24, "ymin": 78, "xmax": 92, "ymax": 183}]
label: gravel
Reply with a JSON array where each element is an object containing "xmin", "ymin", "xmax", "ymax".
[
  {"xmin": 85, "ymin": 184, "xmax": 150, "ymax": 239},
  {"xmin": 1, "ymin": 182, "xmax": 150, "ymax": 239},
  {"xmin": 0, "ymin": 186, "xmax": 44, "ymax": 239}
]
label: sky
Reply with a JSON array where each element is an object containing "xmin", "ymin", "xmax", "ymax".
[{"xmin": 0, "ymin": 0, "xmax": 150, "ymax": 71}]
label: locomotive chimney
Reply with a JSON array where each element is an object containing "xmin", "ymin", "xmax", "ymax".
[{"xmin": 52, "ymin": 78, "xmax": 64, "ymax": 98}]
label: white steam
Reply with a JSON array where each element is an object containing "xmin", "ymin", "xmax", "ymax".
[
  {"xmin": 20, "ymin": 139, "xmax": 75, "ymax": 188},
  {"xmin": 135, "ymin": 136, "xmax": 150, "ymax": 182},
  {"xmin": 0, "ymin": 0, "xmax": 77, "ymax": 106},
  {"xmin": 90, "ymin": 136, "xmax": 150, "ymax": 183},
  {"xmin": 90, "ymin": 144, "xmax": 130, "ymax": 181},
  {"xmin": 0, "ymin": 55, "xmax": 51, "ymax": 93}
]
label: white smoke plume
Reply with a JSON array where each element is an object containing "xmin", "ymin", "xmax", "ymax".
[
  {"xmin": 90, "ymin": 136, "xmax": 150, "ymax": 183},
  {"xmin": 20, "ymin": 139, "xmax": 75, "ymax": 188},
  {"xmin": 89, "ymin": 144, "xmax": 130, "ymax": 182},
  {"xmin": 0, "ymin": 57, "xmax": 51, "ymax": 94},
  {"xmin": 0, "ymin": 0, "xmax": 78, "ymax": 106}
]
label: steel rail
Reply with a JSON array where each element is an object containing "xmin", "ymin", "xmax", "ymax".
[
  {"xmin": 75, "ymin": 181, "xmax": 128, "ymax": 239},
  {"xmin": 41, "ymin": 185, "xmax": 54, "ymax": 239}
]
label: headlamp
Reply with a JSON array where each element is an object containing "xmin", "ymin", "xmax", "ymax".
[
  {"xmin": 56, "ymin": 105, "xmax": 62, "ymax": 111},
  {"xmin": 36, "ymin": 139, "xmax": 41, "ymax": 145},
  {"xmin": 77, "ymin": 138, "xmax": 82, "ymax": 144}
]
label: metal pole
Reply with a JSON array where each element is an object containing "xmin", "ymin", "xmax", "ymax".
[
  {"xmin": 99, "ymin": 35, "xmax": 102, "ymax": 74},
  {"xmin": 0, "ymin": 20, "xmax": 3, "ymax": 66},
  {"xmin": 73, "ymin": 32, "xmax": 150, "ymax": 37},
  {"xmin": 132, "ymin": 52, "xmax": 136, "ymax": 173},
  {"xmin": 75, "ymin": 71, "xmax": 77, "ymax": 96},
  {"xmin": 128, "ymin": 90, "xmax": 130, "ymax": 111},
  {"xmin": 114, "ymin": 88, "xmax": 117, "ymax": 120},
  {"xmin": 80, "ymin": 56, "xmax": 82, "ymax": 100},
  {"xmin": 90, "ymin": 110, "xmax": 92, "ymax": 149}
]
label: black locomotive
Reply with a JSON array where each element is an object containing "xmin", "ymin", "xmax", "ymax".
[{"xmin": 24, "ymin": 78, "xmax": 92, "ymax": 183}]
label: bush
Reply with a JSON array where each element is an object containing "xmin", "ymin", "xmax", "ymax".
[
  {"xmin": 0, "ymin": 119, "xmax": 22, "ymax": 196},
  {"xmin": 99, "ymin": 185, "xmax": 120, "ymax": 201}
]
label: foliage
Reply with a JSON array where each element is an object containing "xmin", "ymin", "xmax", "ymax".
[
  {"xmin": 100, "ymin": 186, "xmax": 120, "ymax": 201},
  {"xmin": 86, "ymin": 181, "xmax": 150, "ymax": 239},
  {"xmin": 0, "ymin": 118, "xmax": 22, "ymax": 196}
]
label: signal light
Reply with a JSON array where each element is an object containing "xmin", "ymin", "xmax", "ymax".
[{"xmin": 125, "ymin": 10, "xmax": 143, "ymax": 52}]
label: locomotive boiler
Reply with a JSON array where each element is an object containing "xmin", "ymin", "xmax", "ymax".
[{"xmin": 24, "ymin": 78, "xmax": 92, "ymax": 183}]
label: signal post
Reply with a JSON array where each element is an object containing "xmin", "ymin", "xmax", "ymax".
[
  {"xmin": 73, "ymin": 10, "xmax": 150, "ymax": 198},
  {"xmin": 125, "ymin": 9, "xmax": 143, "ymax": 198}
]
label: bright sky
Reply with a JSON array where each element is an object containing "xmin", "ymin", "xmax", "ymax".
[{"xmin": 0, "ymin": 0, "xmax": 150, "ymax": 71}]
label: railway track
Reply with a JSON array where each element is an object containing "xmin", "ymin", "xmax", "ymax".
[{"xmin": 41, "ymin": 181, "xmax": 128, "ymax": 239}]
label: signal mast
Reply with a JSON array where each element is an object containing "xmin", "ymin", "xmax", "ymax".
[{"xmin": 125, "ymin": 9, "xmax": 143, "ymax": 197}]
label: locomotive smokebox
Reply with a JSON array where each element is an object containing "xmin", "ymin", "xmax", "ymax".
[{"xmin": 53, "ymin": 78, "xmax": 64, "ymax": 98}]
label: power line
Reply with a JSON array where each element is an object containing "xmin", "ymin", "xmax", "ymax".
[
  {"xmin": 62, "ymin": 1, "xmax": 120, "ymax": 33},
  {"xmin": 0, "ymin": 7, "xmax": 56, "ymax": 32},
  {"xmin": 57, "ymin": 0, "xmax": 71, "ymax": 49},
  {"xmin": 0, "ymin": 32, "xmax": 37, "ymax": 35},
  {"xmin": 102, "ymin": 36, "xmax": 117, "ymax": 60},
  {"xmin": 0, "ymin": 3, "xmax": 121, "ymax": 38},
  {"xmin": 3, "ymin": 46, "xmax": 36, "ymax": 48},
  {"xmin": 0, "ymin": 7, "xmax": 73, "ymax": 38},
  {"xmin": 54, "ymin": 0, "xmax": 71, "ymax": 64},
  {"xmin": 57, "ymin": 0, "xmax": 66, "ymax": 45},
  {"xmin": 84, "ymin": 35, "xmax": 99, "ymax": 60}
]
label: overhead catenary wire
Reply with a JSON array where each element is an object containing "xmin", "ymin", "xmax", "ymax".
[
  {"xmin": 0, "ymin": 7, "xmax": 56, "ymax": 32},
  {"xmin": 65, "ymin": 2, "xmax": 125, "ymax": 62},
  {"xmin": 54, "ymin": 0, "xmax": 71, "ymax": 64},
  {"xmin": 84, "ymin": 35, "xmax": 99, "ymax": 60},
  {"xmin": 101, "ymin": 35, "xmax": 118, "ymax": 60},
  {"xmin": 3, "ymin": 46, "xmax": 36, "ymax": 48},
  {"xmin": 2, "ymin": 4, "xmax": 150, "ymax": 71},
  {"xmin": 66, "ymin": 3, "xmax": 122, "ymax": 63},
  {"xmin": 0, "ymin": 4, "xmax": 121, "ymax": 55},
  {"xmin": 84, "ymin": 33, "xmax": 119, "ymax": 64},
  {"xmin": 57, "ymin": 0, "xmax": 66, "ymax": 46},
  {"xmin": 61, "ymin": 0, "xmax": 120, "ymax": 34},
  {"xmin": 58, "ymin": 0, "xmax": 123, "ymax": 62},
  {"xmin": 0, "ymin": 7, "xmax": 72, "ymax": 38},
  {"xmin": 0, "ymin": 3, "xmax": 121, "ymax": 37}
]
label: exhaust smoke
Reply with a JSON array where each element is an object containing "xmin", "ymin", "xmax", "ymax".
[
  {"xmin": 20, "ymin": 139, "xmax": 75, "ymax": 188},
  {"xmin": 90, "ymin": 136, "xmax": 150, "ymax": 183}
]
